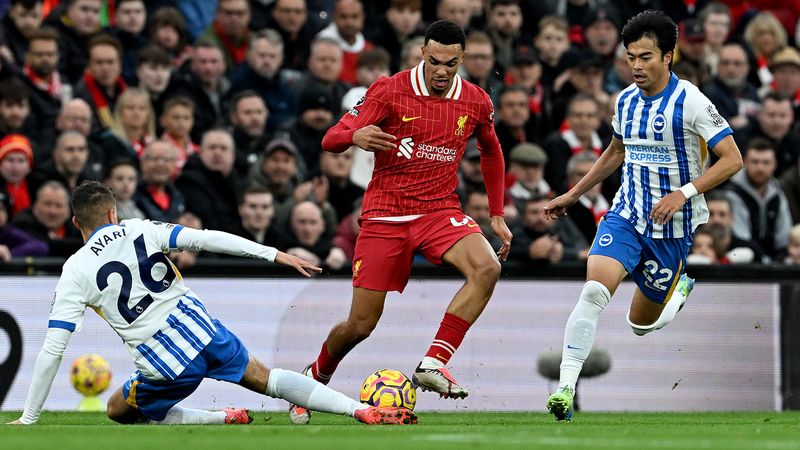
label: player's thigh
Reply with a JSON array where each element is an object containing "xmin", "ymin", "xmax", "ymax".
[
  {"xmin": 238, "ymin": 354, "xmax": 269, "ymax": 394},
  {"xmin": 441, "ymin": 233, "xmax": 499, "ymax": 280},
  {"xmin": 352, "ymin": 220, "xmax": 414, "ymax": 293},
  {"xmin": 586, "ymin": 255, "xmax": 628, "ymax": 295},
  {"xmin": 107, "ymin": 385, "xmax": 145, "ymax": 424},
  {"xmin": 586, "ymin": 214, "xmax": 641, "ymax": 295},
  {"xmin": 347, "ymin": 287, "xmax": 387, "ymax": 326},
  {"xmin": 416, "ymin": 210, "xmax": 493, "ymax": 269},
  {"xmin": 628, "ymin": 235, "xmax": 691, "ymax": 305},
  {"xmin": 629, "ymin": 287, "xmax": 665, "ymax": 325}
]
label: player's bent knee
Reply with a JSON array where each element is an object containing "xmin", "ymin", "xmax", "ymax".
[
  {"xmin": 347, "ymin": 318, "xmax": 377, "ymax": 342},
  {"xmin": 469, "ymin": 258, "xmax": 501, "ymax": 284},
  {"xmin": 580, "ymin": 280, "xmax": 611, "ymax": 309}
]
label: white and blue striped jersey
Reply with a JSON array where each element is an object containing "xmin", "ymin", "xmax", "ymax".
[
  {"xmin": 610, "ymin": 73, "xmax": 732, "ymax": 239},
  {"xmin": 49, "ymin": 219, "xmax": 216, "ymax": 381}
]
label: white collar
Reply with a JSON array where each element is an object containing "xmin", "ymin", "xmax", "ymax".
[{"xmin": 409, "ymin": 61, "xmax": 462, "ymax": 100}]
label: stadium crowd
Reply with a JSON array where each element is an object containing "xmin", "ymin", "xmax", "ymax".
[{"xmin": 0, "ymin": 0, "xmax": 798, "ymax": 269}]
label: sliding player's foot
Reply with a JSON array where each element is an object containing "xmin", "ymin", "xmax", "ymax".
[
  {"xmin": 546, "ymin": 386, "xmax": 574, "ymax": 422},
  {"xmin": 223, "ymin": 407, "xmax": 253, "ymax": 424},
  {"xmin": 354, "ymin": 406, "xmax": 417, "ymax": 425},
  {"xmin": 288, "ymin": 364, "xmax": 314, "ymax": 425},
  {"xmin": 674, "ymin": 274, "xmax": 695, "ymax": 312},
  {"xmin": 412, "ymin": 365, "xmax": 468, "ymax": 399}
]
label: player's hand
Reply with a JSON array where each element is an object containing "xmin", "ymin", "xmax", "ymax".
[
  {"xmin": 650, "ymin": 190, "xmax": 688, "ymax": 225},
  {"xmin": 543, "ymin": 194, "xmax": 577, "ymax": 220},
  {"xmin": 490, "ymin": 216, "xmax": 513, "ymax": 262},
  {"xmin": 352, "ymin": 125, "xmax": 396, "ymax": 152},
  {"xmin": 275, "ymin": 251, "xmax": 323, "ymax": 277}
]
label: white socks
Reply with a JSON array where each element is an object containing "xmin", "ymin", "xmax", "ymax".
[
  {"xmin": 420, "ymin": 356, "xmax": 444, "ymax": 370},
  {"xmin": 559, "ymin": 280, "xmax": 611, "ymax": 390},
  {"xmin": 151, "ymin": 406, "xmax": 226, "ymax": 425},
  {"xmin": 627, "ymin": 290, "xmax": 687, "ymax": 336},
  {"xmin": 266, "ymin": 368, "xmax": 367, "ymax": 416}
]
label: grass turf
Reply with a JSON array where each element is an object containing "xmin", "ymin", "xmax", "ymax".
[{"xmin": 1, "ymin": 411, "xmax": 799, "ymax": 450}]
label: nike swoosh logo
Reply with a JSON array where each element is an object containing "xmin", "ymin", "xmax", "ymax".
[
  {"xmin": 566, "ymin": 345, "xmax": 584, "ymax": 350},
  {"xmin": 402, "ymin": 115, "xmax": 421, "ymax": 122},
  {"xmin": 467, "ymin": 223, "xmax": 479, "ymax": 228}
]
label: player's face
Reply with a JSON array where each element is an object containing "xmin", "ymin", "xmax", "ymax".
[
  {"xmin": 422, "ymin": 40, "xmax": 464, "ymax": 95},
  {"xmin": 626, "ymin": 36, "xmax": 671, "ymax": 96}
]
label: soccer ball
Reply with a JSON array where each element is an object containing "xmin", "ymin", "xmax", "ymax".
[
  {"xmin": 359, "ymin": 369, "xmax": 416, "ymax": 410},
  {"xmin": 70, "ymin": 354, "xmax": 112, "ymax": 397}
]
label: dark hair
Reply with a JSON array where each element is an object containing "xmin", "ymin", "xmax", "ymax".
[
  {"xmin": 239, "ymin": 185, "xmax": 273, "ymax": 204},
  {"xmin": 88, "ymin": 33, "xmax": 123, "ymax": 59},
  {"xmin": 10, "ymin": 0, "xmax": 40, "ymax": 9},
  {"xmin": 72, "ymin": 181, "xmax": 116, "ymax": 230},
  {"xmin": 27, "ymin": 27, "xmax": 60, "ymax": 47},
  {"xmin": 357, "ymin": 47, "xmax": 390, "ymax": 69},
  {"xmin": 424, "ymin": 20, "xmax": 465, "ymax": 49},
  {"xmin": 162, "ymin": 96, "xmax": 195, "ymax": 114},
  {"xmin": 104, "ymin": 158, "xmax": 138, "ymax": 180},
  {"xmin": 229, "ymin": 89, "xmax": 263, "ymax": 111},
  {"xmin": 488, "ymin": 0, "xmax": 520, "ymax": 11},
  {"xmin": 137, "ymin": 45, "xmax": 171, "ymax": 67},
  {"xmin": 149, "ymin": 7, "xmax": 189, "ymax": 50},
  {"xmin": 621, "ymin": 10, "xmax": 678, "ymax": 68},
  {"xmin": 746, "ymin": 137, "xmax": 776, "ymax": 154},
  {"xmin": 0, "ymin": 77, "xmax": 30, "ymax": 105},
  {"xmin": 567, "ymin": 92, "xmax": 599, "ymax": 115},
  {"xmin": 762, "ymin": 91, "xmax": 791, "ymax": 105},
  {"xmin": 389, "ymin": 0, "xmax": 421, "ymax": 11},
  {"xmin": 497, "ymin": 84, "xmax": 528, "ymax": 103},
  {"xmin": 704, "ymin": 189, "xmax": 732, "ymax": 207}
]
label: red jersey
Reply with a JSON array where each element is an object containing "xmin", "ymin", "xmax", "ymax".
[{"xmin": 322, "ymin": 61, "xmax": 505, "ymax": 219}]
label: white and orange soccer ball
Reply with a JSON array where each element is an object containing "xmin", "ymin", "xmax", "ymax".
[
  {"xmin": 70, "ymin": 354, "xmax": 112, "ymax": 397},
  {"xmin": 359, "ymin": 369, "xmax": 416, "ymax": 410}
]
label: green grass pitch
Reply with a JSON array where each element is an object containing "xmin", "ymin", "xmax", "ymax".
[{"xmin": 2, "ymin": 411, "xmax": 799, "ymax": 450}]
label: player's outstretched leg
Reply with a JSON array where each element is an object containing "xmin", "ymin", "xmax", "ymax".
[{"xmin": 288, "ymin": 364, "xmax": 314, "ymax": 425}]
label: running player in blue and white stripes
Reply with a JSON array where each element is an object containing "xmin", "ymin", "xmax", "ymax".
[
  {"xmin": 543, "ymin": 11, "xmax": 743, "ymax": 421},
  {"xmin": 8, "ymin": 181, "xmax": 416, "ymax": 426}
]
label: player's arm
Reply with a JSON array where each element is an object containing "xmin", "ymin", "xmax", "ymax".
[
  {"xmin": 545, "ymin": 137, "xmax": 625, "ymax": 219},
  {"xmin": 475, "ymin": 101, "xmax": 512, "ymax": 261},
  {"xmin": 322, "ymin": 78, "xmax": 395, "ymax": 153},
  {"xmin": 168, "ymin": 226, "xmax": 322, "ymax": 276}
]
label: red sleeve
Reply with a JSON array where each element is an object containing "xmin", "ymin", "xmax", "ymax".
[
  {"xmin": 475, "ymin": 92, "xmax": 505, "ymax": 217},
  {"xmin": 322, "ymin": 77, "xmax": 390, "ymax": 154}
]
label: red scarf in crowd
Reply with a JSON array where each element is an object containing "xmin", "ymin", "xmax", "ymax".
[
  {"xmin": 560, "ymin": 122, "xmax": 603, "ymax": 156},
  {"xmin": 131, "ymin": 134, "xmax": 155, "ymax": 159},
  {"xmin": 23, "ymin": 64, "xmax": 63, "ymax": 99},
  {"xmin": 162, "ymin": 132, "xmax": 198, "ymax": 170},
  {"xmin": 82, "ymin": 71, "xmax": 127, "ymax": 128},
  {"xmin": 215, "ymin": 21, "xmax": 248, "ymax": 65},
  {"xmin": 5, "ymin": 180, "xmax": 30, "ymax": 216}
]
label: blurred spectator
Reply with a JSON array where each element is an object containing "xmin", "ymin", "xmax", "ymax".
[
  {"xmin": 268, "ymin": 0, "xmax": 313, "ymax": 71},
  {"xmin": 227, "ymin": 90, "xmax": 270, "ymax": 175},
  {"xmin": 0, "ymin": 190, "xmax": 48, "ymax": 260},
  {"xmin": 135, "ymin": 45, "xmax": 172, "ymax": 119},
  {"xmin": 283, "ymin": 83, "xmax": 336, "ymax": 177},
  {"xmin": 167, "ymin": 211, "xmax": 203, "ymax": 270},
  {"xmin": 332, "ymin": 203, "xmax": 360, "ymax": 261},
  {"xmin": 249, "ymin": 138, "xmax": 304, "ymax": 216},
  {"xmin": 352, "ymin": 47, "xmax": 390, "ymax": 88},
  {"xmin": 229, "ymin": 29, "xmax": 297, "ymax": 131},
  {"xmin": 231, "ymin": 185, "xmax": 282, "ymax": 246},
  {"xmin": 687, "ymin": 225, "xmax": 724, "ymax": 265},
  {"xmin": 605, "ymin": 43, "xmax": 633, "ymax": 93},
  {"xmin": 461, "ymin": 31, "xmax": 503, "ymax": 99},
  {"xmin": 507, "ymin": 143, "xmax": 551, "ymax": 211},
  {"xmin": 563, "ymin": 151, "xmax": 607, "ymax": 244},
  {"xmin": 399, "ymin": 35, "xmax": 424, "ymax": 71},
  {"xmin": 543, "ymin": 93, "xmax": 603, "ymax": 193},
  {"xmin": 284, "ymin": 200, "xmax": 347, "ymax": 270},
  {"xmin": 484, "ymin": 0, "xmax": 529, "ymax": 76},
  {"xmin": 47, "ymin": 0, "xmax": 101, "ymax": 84},
  {"xmin": 675, "ymin": 18, "xmax": 707, "ymax": 83},
  {"xmin": 785, "ymin": 224, "xmax": 800, "ymax": 264},
  {"xmin": 168, "ymin": 39, "xmax": 229, "ymax": 142},
  {"xmin": 74, "ymin": 34, "xmax": 127, "ymax": 132},
  {"xmin": 457, "ymin": 138, "xmax": 483, "ymax": 196},
  {"xmin": 134, "ymin": 140, "xmax": 186, "ymax": 221},
  {"xmin": 149, "ymin": 6, "xmax": 192, "ymax": 69},
  {"xmin": 462, "ymin": 188, "xmax": 503, "ymax": 250},
  {"xmin": 743, "ymin": 12, "xmax": 786, "ymax": 93},
  {"xmin": 300, "ymin": 36, "xmax": 350, "ymax": 109},
  {"xmin": 505, "ymin": 47, "xmax": 546, "ymax": 129},
  {"xmin": 583, "ymin": 6, "xmax": 620, "ymax": 62},
  {"xmin": 768, "ymin": 47, "xmax": 800, "ymax": 116},
  {"xmin": 672, "ymin": 60, "xmax": 701, "ymax": 86},
  {"xmin": 159, "ymin": 96, "xmax": 197, "ymax": 175},
  {"xmin": 19, "ymin": 27, "xmax": 62, "ymax": 153},
  {"xmin": 11, "ymin": 180, "xmax": 82, "ymax": 257},
  {"xmin": 700, "ymin": 2, "xmax": 732, "ymax": 77},
  {"xmin": 779, "ymin": 159, "xmax": 800, "ymax": 223},
  {"xmin": 317, "ymin": 0, "xmax": 372, "ymax": 85},
  {"xmin": 437, "ymin": 0, "xmax": 472, "ymax": 31},
  {"xmin": 0, "ymin": 0, "xmax": 44, "ymax": 67},
  {"xmin": 319, "ymin": 148, "xmax": 363, "ymax": 222},
  {"xmin": 54, "ymin": 98, "xmax": 103, "ymax": 178},
  {"xmin": 202, "ymin": 0, "xmax": 251, "ymax": 71},
  {"xmin": 339, "ymin": 87, "xmax": 371, "ymax": 189},
  {"xmin": 0, "ymin": 134, "xmax": 33, "ymax": 216},
  {"xmin": 737, "ymin": 92, "xmax": 800, "ymax": 177},
  {"xmin": 177, "ymin": 128, "xmax": 245, "ymax": 232},
  {"xmin": 368, "ymin": 0, "xmax": 423, "ymax": 73},
  {"xmin": 494, "ymin": 85, "xmax": 540, "ymax": 162},
  {"xmin": 534, "ymin": 16, "xmax": 571, "ymax": 90},
  {"xmin": 551, "ymin": 0, "xmax": 594, "ymax": 44},
  {"xmin": 509, "ymin": 194, "xmax": 587, "ymax": 263},
  {"xmin": 0, "ymin": 77, "xmax": 38, "ymax": 147},
  {"xmin": 104, "ymin": 87, "xmax": 155, "ymax": 163},
  {"xmin": 108, "ymin": 0, "xmax": 147, "ymax": 85},
  {"xmin": 728, "ymin": 138, "xmax": 793, "ymax": 259},
  {"xmin": 29, "ymin": 131, "xmax": 93, "ymax": 194},
  {"xmin": 702, "ymin": 42, "xmax": 760, "ymax": 131},
  {"xmin": 706, "ymin": 190, "xmax": 764, "ymax": 263},
  {"xmin": 551, "ymin": 49, "xmax": 609, "ymax": 131},
  {"xmin": 104, "ymin": 158, "xmax": 144, "ymax": 220}
]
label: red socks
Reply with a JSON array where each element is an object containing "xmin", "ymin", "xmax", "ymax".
[{"xmin": 423, "ymin": 312, "xmax": 471, "ymax": 366}]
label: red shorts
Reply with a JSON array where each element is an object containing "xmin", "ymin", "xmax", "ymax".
[{"xmin": 352, "ymin": 209, "xmax": 484, "ymax": 293}]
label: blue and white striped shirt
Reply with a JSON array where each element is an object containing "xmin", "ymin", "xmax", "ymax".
[{"xmin": 610, "ymin": 73, "xmax": 732, "ymax": 239}]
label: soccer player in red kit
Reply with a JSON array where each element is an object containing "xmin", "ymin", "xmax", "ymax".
[{"xmin": 289, "ymin": 20, "xmax": 513, "ymax": 424}]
